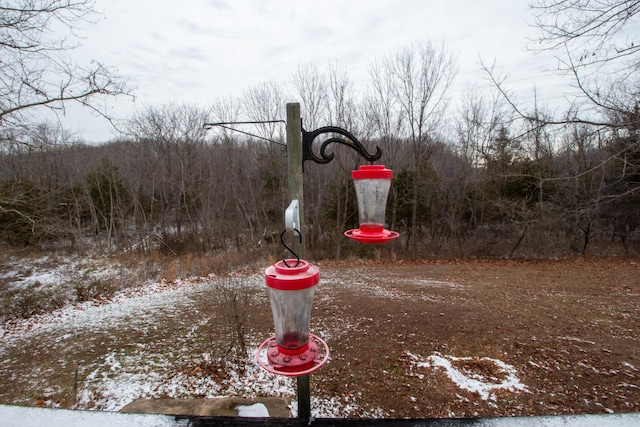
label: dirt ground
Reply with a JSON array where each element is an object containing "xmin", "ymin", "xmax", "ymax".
[
  {"xmin": 1, "ymin": 257, "xmax": 639, "ymax": 418},
  {"xmin": 305, "ymin": 258, "xmax": 640, "ymax": 417}
]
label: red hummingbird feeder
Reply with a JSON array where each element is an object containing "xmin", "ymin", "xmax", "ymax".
[
  {"xmin": 256, "ymin": 259, "xmax": 329, "ymax": 376},
  {"xmin": 344, "ymin": 164, "xmax": 399, "ymax": 244}
]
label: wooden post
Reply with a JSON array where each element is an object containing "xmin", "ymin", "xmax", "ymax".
[
  {"xmin": 286, "ymin": 103, "xmax": 305, "ymax": 260},
  {"xmin": 286, "ymin": 102, "xmax": 311, "ymax": 419}
]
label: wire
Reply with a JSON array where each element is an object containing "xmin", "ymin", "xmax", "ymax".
[{"xmin": 203, "ymin": 121, "xmax": 287, "ymax": 146}]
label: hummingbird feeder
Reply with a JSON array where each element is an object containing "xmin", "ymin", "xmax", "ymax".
[
  {"xmin": 344, "ymin": 164, "xmax": 399, "ymax": 244},
  {"xmin": 257, "ymin": 258, "xmax": 329, "ymax": 376}
]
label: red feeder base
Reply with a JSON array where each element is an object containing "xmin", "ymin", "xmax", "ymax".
[
  {"xmin": 267, "ymin": 341, "xmax": 316, "ymax": 372},
  {"xmin": 256, "ymin": 334, "xmax": 329, "ymax": 377},
  {"xmin": 344, "ymin": 227, "xmax": 399, "ymax": 244}
]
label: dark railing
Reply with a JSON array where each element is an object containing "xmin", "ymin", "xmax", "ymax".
[{"xmin": 2, "ymin": 404, "xmax": 639, "ymax": 427}]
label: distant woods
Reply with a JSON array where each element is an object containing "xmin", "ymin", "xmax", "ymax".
[{"xmin": 1, "ymin": 36, "xmax": 639, "ymax": 258}]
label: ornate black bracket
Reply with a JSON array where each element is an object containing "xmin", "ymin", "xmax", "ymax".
[{"xmin": 302, "ymin": 125, "xmax": 382, "ymax": 166}]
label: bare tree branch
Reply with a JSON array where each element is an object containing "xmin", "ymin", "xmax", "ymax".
[
  {"xmin": 0, "ymin": 0, "xmax": 132, "ymax": 147},
  {"xmin": 529, "ymin": 0, "xmax": 640, "ymax": 65}
]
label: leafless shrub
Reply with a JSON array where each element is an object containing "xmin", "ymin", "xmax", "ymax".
[{"xmin": 200, "ymin": 276, "xmax": 257, "ymax": 370}]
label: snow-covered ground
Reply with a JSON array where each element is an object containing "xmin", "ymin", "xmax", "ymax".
[
  {"xmin": 0, "ymin": 252, "xmax": 530, "ymax": 418},
  {"xmin": 0, "ymin": 253, "xmax": 124, "ymax": 291},
  {"xmin": 0, "ymin": 269, "xmax": 298, "ymax": 410},
  {"xmin": 4, "ymin": 253, "xmax": 635, "ymax": 423},
  {"xmin": 0, "ymin": 253, "xmax": 386, "ymax": 417}
]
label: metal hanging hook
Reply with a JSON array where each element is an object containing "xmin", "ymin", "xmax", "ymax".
[{"xmin": 280, "ymin": 228, "xmax": 302, "ymax": 267}]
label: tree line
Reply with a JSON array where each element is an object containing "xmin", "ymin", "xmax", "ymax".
[
  {"xmin": 0, "ymin": 1, "xmax": 638, "ymax": 259},
  {"xmin": 1, "ymin": 81, "xmax": 638, "ymax": 258}
]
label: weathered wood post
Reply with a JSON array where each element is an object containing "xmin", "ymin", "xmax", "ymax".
[
  {"xmin": 286, "ymin": 103, "xmax": 305, "ymax": 259},
  {"xmin": 285, "ymin": 102, "xmax": 311, "ymax": 419}
]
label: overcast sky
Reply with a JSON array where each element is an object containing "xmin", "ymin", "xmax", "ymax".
[{"xmin": 64, "ymin": 0, "xmax": 572, "ymax": 142}]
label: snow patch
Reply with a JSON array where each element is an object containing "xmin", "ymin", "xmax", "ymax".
[
  {"xmin": 558, "ymin": 336, "xmax": 596, "ymax": 345},
  {"xmin": 0, "ymin": 404, "xmax": 189, "ymax": 427},
  {"xmin": 1, "ymin": 254, "xmax": 122, "ymax": 291},
  {"xmin": 236, "ymin": 403, "xmax": 269, "ymax": 417},
  {"xmin": 408, "ymin": 352, "xmax": 529, "ymax": 400}
]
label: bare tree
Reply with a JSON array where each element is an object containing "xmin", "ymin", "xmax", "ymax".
[
  {"xmin": 291, "ymin": 64, "xmax": 328, "ymax": 130},
  {"xmin": 364, "ymin": 59, "xmax": 403, "ymax": 142},
  {"xmin": 0, "ymin": 125, "xmax": 93, "ymax": 246},
  {"xmin": 85, "ymin": 157, "xmax": 131, "ymax": 254},
  {"xmin": 0, "ymin": 0, "xmax": 131, "ymax": 147},
  {"xmin": 0, "ymin": 1, "xmax": 132, "ymax": 245},
  {"xmin": 242, "ymin": 80, "xmax": 285, "ymax": 142},
  {"xmin": 386, "ymin": 43, "xmax": 457, "ymax": 145},
  {"xmin": 240, "ymin": 82, "xmax": 288, "ymax": 245},
  {"xmin": 124, "ymin": 103, "xmax": 210, "ymax": 250},
  {"xmin": 376, "ymin": 42, "xmax": 457, "ymax": 252},
  {"xmin": 475, "ymin": 2, "xmax": 640, "ymax": 255},
  {"xmin": 456, "ymin": 85, "xmax": 511, "ymax": 168},
  {"xmin": 208, "ymin": 96, "xmax": 242, "ymax": 143},
  {"xmin": 326, "ymin": 62, "xmax": 357, "ymax": 130}
]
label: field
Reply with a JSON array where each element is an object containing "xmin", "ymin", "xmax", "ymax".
[{"xmin": 0, "ymin": 254, "xmax": 639, "ymax": 418}]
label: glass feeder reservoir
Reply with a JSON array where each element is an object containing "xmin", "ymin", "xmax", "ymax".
[
  {"xmin": 263, "ymin": 259, "xmax": 320, "ymax": 373},
  {"xmin": 344, "ymin": 164, "xmax": 399, "ymax": 243}
]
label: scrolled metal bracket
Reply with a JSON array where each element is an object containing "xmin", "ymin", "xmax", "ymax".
[{"xmin": 301, "ymin": 125, "xmax": 382, "ymax": 166}]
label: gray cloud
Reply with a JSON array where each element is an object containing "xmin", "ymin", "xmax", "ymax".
[
  {"xmin": 206, "ymin": 0, "xmax": 231, "ymax": 11},
  {"xmin": 71, "ymin": 0, "xmax": 579, "ymax": 142},
  {"xmin": 175, "ymin": 19, "xmax": 214, "ymax": 37},
  {"xmin": 168, "ymin": 46, "xmax": 210, "ymax": 62}
]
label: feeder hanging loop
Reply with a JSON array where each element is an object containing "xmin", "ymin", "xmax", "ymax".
[{"xmin": 280, "ymin": 228, "xmax": 302, "ymax": 268}]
